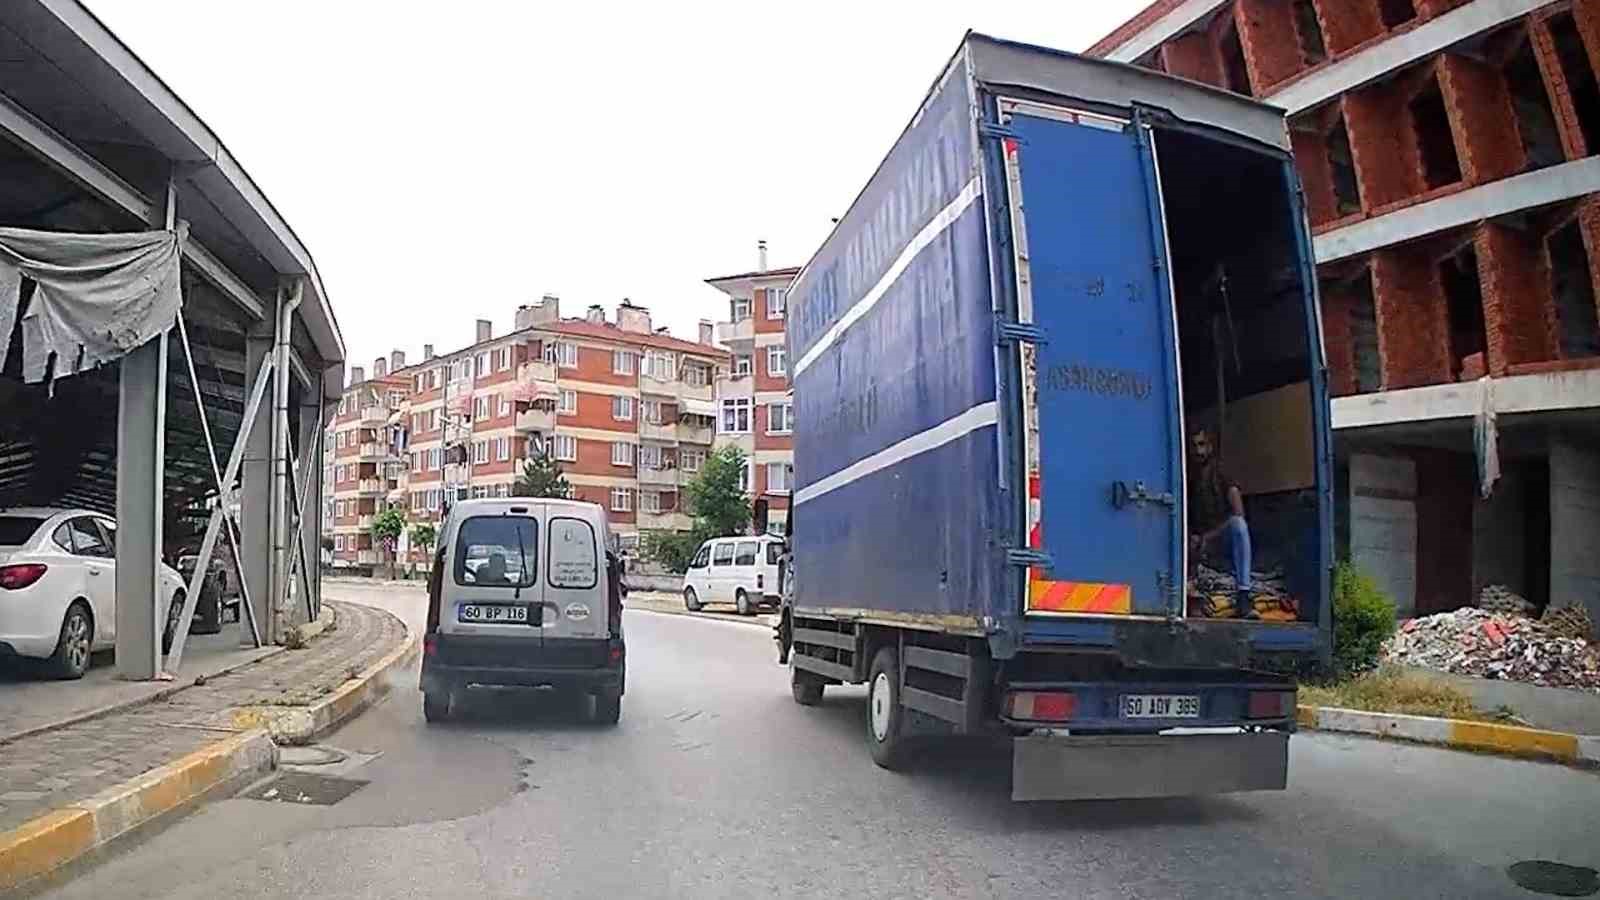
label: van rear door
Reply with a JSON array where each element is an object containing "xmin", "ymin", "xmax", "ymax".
[
  {"xmin": 539, "ymin": 507, "xmax": 608, "ymax": 645},
  {"xmin": 1000, "ymin": 98, "xmax": 1184, "ymax": 620},
  {"xmin": 440, "ymin": 510, "xmax": 544, "ymax": 640}
]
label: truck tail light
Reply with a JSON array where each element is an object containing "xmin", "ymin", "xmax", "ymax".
[
  {"xmin": 0, "ymin": 563, "xmax": 47, "ymax": 590},
  {"xmin": 1007, "ymin": 691, "xmax": 1077, "ymax": 721},
  {"xmin": 1247, "ymin": 690, "xmax": 1295, "ymax": 719}
]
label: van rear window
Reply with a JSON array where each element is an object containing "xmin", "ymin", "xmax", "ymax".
[
  {"xmin": 547, "ymin": 517, "xmax": 597, "ymax": 589},
  {"xmin": 454, "ymin": 516, "xmax": 537, "ymax": 588},
  {"xmin": 766, "ymin": 543, "xmax": 782, "ymax": 565}
]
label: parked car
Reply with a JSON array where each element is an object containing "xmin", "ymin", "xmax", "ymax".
[
  {"xmin": 420, "ymin": 498, "xmax": 626, "ymax": 724},
  {"xmin": 0, "ymin": 507, "xmax": 188, "ymax": 678},
  {"xmin": 682, "ymin": 535, "xmax": 784, "ymax": 616}
]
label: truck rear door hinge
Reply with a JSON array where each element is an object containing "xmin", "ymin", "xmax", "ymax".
[
  {"xmin": 979, "ymin": 122, "xmax": 1024, "ymax": 143},
  {"xmin": 995, "ymin": 319, "xmax": 1046, "ymax": 345},
  {"xmin": 1006, "ymin": 548, "xmax": 1053, "ymax": 568}
]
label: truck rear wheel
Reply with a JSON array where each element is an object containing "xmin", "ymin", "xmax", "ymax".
[
  {"xmin": 866, "ymin": 646, "xmax": 911, "ymax": 770},
  {"xmin": 791, "ymin": 668, "xmax": 824, "ymax": 705}
]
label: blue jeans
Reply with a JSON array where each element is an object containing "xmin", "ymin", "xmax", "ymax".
[{"xmin": 1220, "ymin": 516, "xmax": 1252, "ymax": 592}]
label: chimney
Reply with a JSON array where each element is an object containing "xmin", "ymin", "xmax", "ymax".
[
  {"xmin": 586, "ymin": 304, "xmax": 606, "ymax": 325},
  {"xmin": 758, "ymin": 239, "xmax": 768, "ymax": 272},
  {"xmin": 698, "ymin": 319, "xmax": 714, "ymax": 345},
  {"xmin": 516, "ymin": 294, "xmax": 560, "ymax": 330},
  {"xmin": 373, "ymin": 357, "xmax": 387, "ymax": 378},
  {"xmin": 423, "ymin": 344, "xmax": 435, "ymax": 361},
  {"xmin": 476, "ymin": 319, "xmax": 493, "ymax": 343},
  {"xmin": 349, "ymin": 365, "xmax": 365, "ymax": 386},
  {"xmin": 391, "ymin": 350, "xmax": 405, "ymax": 372},
  {"xmin": 616, "ymin": 299, "xmax": 651, "ymax": 334}
]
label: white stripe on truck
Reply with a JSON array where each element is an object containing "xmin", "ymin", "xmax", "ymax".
[
  {"xmin": 792, "ymin": 177, "xmax": 982, "ymax": 378},
  {"xmin": 794, "ymin": 401, "xmax": 998, "ymax": 506}
]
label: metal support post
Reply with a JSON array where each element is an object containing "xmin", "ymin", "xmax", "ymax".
[
  {"xmin": 270, "ymin": 279, "xmax": 303, "ymax": 635},
  {"xmin": 240, "ymin": 325, "xmax": 275, "ymax": 646}
]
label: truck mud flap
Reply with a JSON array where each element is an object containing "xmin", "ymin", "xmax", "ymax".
[{"xmin": 1011, "ymin": 731, "xmax": 1287, "ymax": 801}]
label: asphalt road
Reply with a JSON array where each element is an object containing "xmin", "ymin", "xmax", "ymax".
[{"xmin": 29, "ymin": 583, "xmax": 1600, "ymax": 899}]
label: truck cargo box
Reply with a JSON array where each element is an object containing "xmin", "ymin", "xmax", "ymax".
[{"xmin": 786, "ymin": 33, "xmax": 1332, "ymax": 666}]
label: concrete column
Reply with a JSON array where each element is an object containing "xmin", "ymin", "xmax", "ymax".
[
  {"xmin": 114, "ymin": 334, "xmax": 168, "ymax": 679},
  {"xmin": 240, "ymin": 325, "xmax": 274, "ymax": 646},
  {"xmin": 1550, "ymin": 439, "xmax": 1600, "ymax": 620}
]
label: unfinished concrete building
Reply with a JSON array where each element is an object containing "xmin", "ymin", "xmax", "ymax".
[{"xmin": 1091, "ymin": 0, "xmax": 1600, "ymax": 620}]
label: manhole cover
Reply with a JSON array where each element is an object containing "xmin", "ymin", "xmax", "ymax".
[
  {"xmin": 277, "ymin": 745, "xmax": 348, "ymax": 767},
  {"xmin": 1508, "ymin": 861, "xmax": 1599, "ymax": 897},
  {"xmin": 244, "ymin": 772, "xmax": 368, "ymax": 806}
]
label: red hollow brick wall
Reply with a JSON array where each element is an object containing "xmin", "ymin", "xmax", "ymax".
[
  {"xmin": 1476, "ymin": 222, "xmax": 1560, "ymax": 373},
  {"xmin": 1372, "ymin": 247, "xmax": 1452, "ymax": 388}
]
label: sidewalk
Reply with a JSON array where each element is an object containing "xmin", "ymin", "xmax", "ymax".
[
  {"xmin": 0, "ymin": 601, "xmax": 410, "ymax": 890},
  {"xmin": 625, "ymin": 591, "xmax": 777, "ymax": 628}
]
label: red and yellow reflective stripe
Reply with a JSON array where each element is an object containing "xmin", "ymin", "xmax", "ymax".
[{"xmin": 1028, "ymin": 579, "xmax": 1133, "ymax": 615}]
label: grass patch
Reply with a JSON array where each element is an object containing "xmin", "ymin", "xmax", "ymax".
[{"xmin": 1301, "ymin": 666, "xmax": 1499, "ymax": 722}]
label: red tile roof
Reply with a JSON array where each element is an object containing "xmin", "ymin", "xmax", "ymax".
[
  {"xmin": 543, "ymin": 319, "xmax": 728, "ymax": 357},
  {"xmin": 704, "ymin": 266, "xmax": 802, "ymax": 285}
]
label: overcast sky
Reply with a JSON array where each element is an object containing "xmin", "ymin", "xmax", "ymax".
[{"xmin": 85, "ymin": 2, "xmax": 1144, "ymax": 372}]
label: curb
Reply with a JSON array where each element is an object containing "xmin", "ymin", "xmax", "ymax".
[
  {"xmin": 624, "ymin": 599, "xmax": 776, "ymax": 630},
  {"xmin": 230, "ymin": 625, "xmax": 420, "ymax": 745},
  {"xmin": 1298, "ymin": 704, "xmax": 1600, "ymax": 767},
  {"xmin": 0, "ymin": 728, "xmax": 276, "ymax": 893}
]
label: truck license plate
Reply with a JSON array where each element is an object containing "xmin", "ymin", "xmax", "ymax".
[
  {"xmin": 459, "ymin": 604, "xmax": 532, "ymax": 624},
  {"xmin": 1122, "ymin": 694, "xmax": 1200, "ymax": 719}
]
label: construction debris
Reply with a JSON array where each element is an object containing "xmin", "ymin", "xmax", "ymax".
[
  {"xmin": 1476, "ymin": 584, "xmax": 1534, "ymax": 616},
  {"xmin": 1542, "ymin": 604, "xmax": 1595, "ymax": 643},
  {"xmin": 1381, "ymin": 607, "xmax": 1600, "ymax": 692}
]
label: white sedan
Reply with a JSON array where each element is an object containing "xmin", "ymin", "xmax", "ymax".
[{"xmin": 0, "ymin": 507, "xmax": 187, "ymax": 679}]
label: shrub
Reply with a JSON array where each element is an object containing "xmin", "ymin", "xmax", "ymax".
[
  {"xmin": 1332, "ymin": 561, "xmax": 1396, "ymax": 677},
  {"xmin": 642, "ymin": 530, "xmax": 704, "ymax": 574}
]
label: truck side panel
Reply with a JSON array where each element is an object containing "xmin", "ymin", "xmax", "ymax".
[{"xmin": 787, "ymin": 52, "xmax": 1006, "ymax": 630}]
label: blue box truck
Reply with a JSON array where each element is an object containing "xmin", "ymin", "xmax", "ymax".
[{"xmin": 776, "ymin": 33, "xmax": 1333, "ymax": 800}]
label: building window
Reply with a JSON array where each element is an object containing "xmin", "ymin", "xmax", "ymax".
[
  {"xmin": 766, "ymin": 462, "xmax": 794, "ymax": 494},
  {"xmin": 338, "ymin": 398, "xmax": 347, "ymax": 415},
  {"xmin": 546, "ymin": 342, "xmax": 578, "ymax": 368},
  {"xmin": 611, "ymin": 442, "xmax": 635, "ymax": 467},
  {"xmin": 553, "ymin": 434, "xmax": 578, "ymax": 461},
  {"xmin": 430, "ymin": 447, "xmax": 443, "ymax": 470},
  {"xmin": 638, "ymin": 444, "xmax": 663, "ymax": 469},
  {"xmin": 683, "ymin": 362, "xmax": 710, "ymax": 387},
  {"xmin": 732, "ymin": 297, "xmax": 751, "ymax": 321},
  {"xmin": 432, "ymin": 368, "xmax": 443, "ymax": 389},
  {"xmin": 496, "ymin": 437, "xmax": 510, "ymax": 461},
  {"xmin": 641, "ymin": 398, "xmax": 662, "ymax": 424},
  {"xmin": 643, "ymin": 352, "xmax": 674, "ymax": 381},
  {"xmin": 640, "ymin": 490, "xmax": 661, "ymax": 513},
  {"xmin": 767, "ymin": 402, "xmax": 793, "ymax": 434},
  {"xmin": 610, "ymin": 487, "xmax": 633, "ymax": 512},
  {"xmin": 766, "ymin": 345, "xmax": 786, "ymax": 377},
  {"xmin": 415, "ymin": 374, "xmax": 426, "ymax": 392},
  {"xmin": 767, "ymin": 288, "xmax": 786, "ymax": 319},
  {"xmin": 680, "ymin": 449, "xmax": 705, "ymax": 472},
  {"xmin": 499, "ymin": 395, "xmax": 512, "ymax": 417},
  {"xmin": 470, "ymin": 484, "xmax": 487, "ymax": 499},
  {"xmin": 388, "ymin": 391, "xmax": 404, "ymax": 409},
  {"xmin": 733, "ymin": 355, "xmax": 751, "ymax": 377},
  {"xmin": 612, "ymin": 395, "xmax": 634, "ymax": 421},
  {"xmin": 337, "ymin": 431, "xmax": 346, "ymax": 449},
  {"xmin": 559, "ymin": 389, "xmax": 577, "ymax": 414},
  {"xmin": 612, "ymin": 350, "xmax": 635, "ymax": 375},
  {"xmin": 738, "ymin": 461, "xmax": 752, "ymax": 493},
  {"xmin": 476, "ymin": 352, "xmax": 490, "ymax": 377},
  {"xmin": 431, "ymin": 409, "xmax": 442, "ymax": 431},
  {"xmin": 720, "ymin": 398, "xmax": 751, "ymax": 433},
  {"xmin": 473, "ymin": 441, "xmax": 490, "ymax": 464},
  {"xmin": 474, "ymin": 396, "xmax": 490, "ymax": 421}
]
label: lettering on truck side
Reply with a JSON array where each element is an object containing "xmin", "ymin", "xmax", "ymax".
[{"xmin": 1042, "ymin": 363, "xmax": 1153, "ymax": 401}]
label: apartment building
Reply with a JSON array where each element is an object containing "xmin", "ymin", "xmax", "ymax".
[
  {"xmin": 323, "ymin": 354, "xmax": 411, "ymax": 570},
  {"xmin": 323, "ymin": 296, "xmax": 726, "ymax": 570},
  {"xmin": 707, "ymin": 248, "xmax": 800, "ymax": 536},
  {"xmin": 1090, "ymin": 0, "xmax": 1600, "ymax": 620}
]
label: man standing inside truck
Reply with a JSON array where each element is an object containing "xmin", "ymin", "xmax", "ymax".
[{"xmin": 1188, "ymin": 426, "xmax": 1258, "ymax": 619}]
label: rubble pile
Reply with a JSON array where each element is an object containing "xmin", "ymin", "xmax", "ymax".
[
  {"xmin": 1542, "ymin": 604, "xmax": 1594, "ymax": 642},
  {"xmin": 1381, "ymin": 607, "xmax": 1600, "ymax": 692},
  {"xmin": 1476, "ymin": 584, "xmax": 1535, "ymax": 616}
]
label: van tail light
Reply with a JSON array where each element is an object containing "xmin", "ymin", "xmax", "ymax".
[
  {"xmin": 1247, "ymin": 690, "xmax": 1295, "ymax": 719},
  {"xmin": 423, "ymin": 634, "xmax": 438, "ymax": 658},
  {"xmin": 608, "ymin": 640, "xmax": 625, "ymax": 665},
  {"xmin": 0, "ymin": 563, "xmax": 47, "ymax": 590},
  {"xmin": 1006, "ymin": 691, "xmax": 1077, "ymax": 722}
]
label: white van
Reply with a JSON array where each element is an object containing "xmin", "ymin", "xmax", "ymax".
[
  {"xmin": 681, "ymin": 534, "xmax": 785, "ymax": 616},
  {"xmin": 420, "ymin": 498, "xmax": 625, "ymax": 724}
]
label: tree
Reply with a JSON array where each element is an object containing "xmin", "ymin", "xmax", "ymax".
[
  {"xmin": 684, "ymin": 445, "xmax": 749, "ymax": 538},
  {"xmin": 408, "ymin": 522, "xmax": 437, "ymax": 577},
  {"xmin": 371, "ymin": 506, "xmax": 407, "ymax": 579},
  {"xmin": 514, "ymin": 452, "xmax": 572, "ymax": 499}
]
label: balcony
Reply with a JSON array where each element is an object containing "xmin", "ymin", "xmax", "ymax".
[
  {"xmin": 516, "ymin": 406, "xmax": 554, "ymax": 433},
  {"xmin": 638, "ymin": 465, "xmax": 678, "ymax": 487},
  {"xmin": 637, "ymin": 510, "xmax": 692, "ymax": 531},
  {"xmin": 715, "ymin": 371, "xmax": 753, "ymax": 395},
  {"xmin": 638, "ymin": 420, "xmax": 677, "ymax": 442},
  {"xmin": 358, "ymin": 442, "xmax": 382, "ymax": 458},
  {"xmin": 357, "ymin": 406, "xmax": 387, "ymax": 426},
  {"xmin": 357, "ymin": 478, "xmax": 384, "ymax": 494},
  {"xmin": 357, "ymin": 550, "xmax": 379, "ymax": 566},
  {"xmin": 357, "ymin": 514, "xmax": 375, "ymax": 529},
  {"xmin": 677, "ymin": 421, "xmax": 714, "ymax": 445},
  {"xmin": 716, "ymin": 318, "xmax": 753, "ymax": 343},
  {"xmin": 516, "ymin": 359, "xmax": 558, "ymax": 399}
]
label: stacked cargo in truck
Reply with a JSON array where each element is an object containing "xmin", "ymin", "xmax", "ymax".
[{"xmin": 776, "ymin": 33, "xmax": 1333, "ymax": 800}]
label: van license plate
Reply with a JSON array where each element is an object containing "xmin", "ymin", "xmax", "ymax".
[
  {"xmin": 1122, "ymin": 694, "xmax": 1200, "ymax": 719},
  {"xmin": 459, "ymin": 604, "xmax": 533, "ymax": 625}
]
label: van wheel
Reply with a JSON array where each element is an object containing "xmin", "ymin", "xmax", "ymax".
[
  {"xmin": 593, "ymin": 689, "xmax": 622, "ymax": 725},
  {"xmin": 684, "ymin": 587, "xmax": 702, "ymax": 612},
  {"xmin": 735, "ymin": 589, "xmax": 753, "ymax": 616},
  {"xmin": 791, "ymin": 669, "xmax": 824, "ymax": 706},
  {"xmin": 867, "ymin": 646, "xmax": 911, "ymax": 770},
  {"xmin": 423, "ymin": 690, "xmax": 451, "ymax": 723}
]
